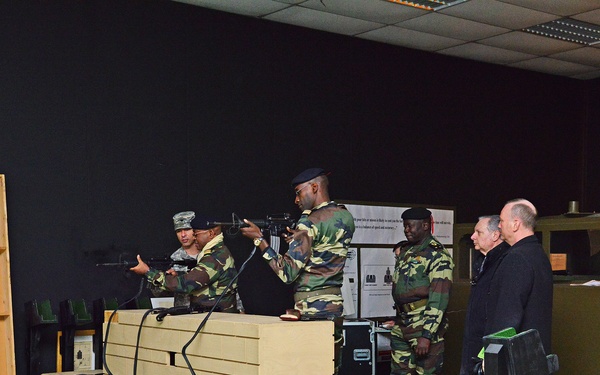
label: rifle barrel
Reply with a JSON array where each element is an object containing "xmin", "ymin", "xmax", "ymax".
[{"xmin": 96, "ymin": 261, "xmax": 136, "ymax": 267}]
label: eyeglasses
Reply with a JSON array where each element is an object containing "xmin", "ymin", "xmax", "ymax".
[{"xmin": 294, "ymin": 184, "xmax": 310, "ymax": 196}]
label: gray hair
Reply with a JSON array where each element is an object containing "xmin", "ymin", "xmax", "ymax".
[{"xmin": 478, "ymin": 215, "xmax": 501, "ymax": 233}]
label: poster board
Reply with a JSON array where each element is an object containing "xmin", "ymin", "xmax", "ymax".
[
  {"xmin": 342, "ymin": 202, "xmax": 454, "ymax": 245},
  {"xmin": 343, "ymin": 247, "xmax": 359, "ymax": 318},
  {"xmin": 340, "ymin": 201, "xmax": 455, "ymax": 318},
  {"xmin": 360, "ymin": 247, "xmax": 396, "ymax": 318},
  {"xmin": 56, "ymin": 330, "xmax": 96, "ymax": 371}
]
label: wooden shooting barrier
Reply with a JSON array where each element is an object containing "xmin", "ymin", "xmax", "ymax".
[
  {"xmin": 103, "ymin": 310, "xmax": 335, "ymax": 375},
  {"xmin": 0, "ymin": 175, "xmax": 16, "ymax": 375}
]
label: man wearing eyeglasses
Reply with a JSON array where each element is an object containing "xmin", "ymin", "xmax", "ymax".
[
  {"xmin": 239, "ymin": 167, "xmax": 355, "ymax": 374},
  {"xmin": 460, "ymin": 215, "xmax": 509, "ymax": 375},
  {"xmin": 130, "ymin": 217, "xmax": 239, "ymax": 313}
]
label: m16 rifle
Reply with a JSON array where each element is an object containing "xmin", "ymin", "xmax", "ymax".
[
  {"xmin": 208, "ymin": 213, "xmax": 296, "ymax": 237},
  {"xmin": 96, "ymin": 255, "xmax": 198, "ymax": 270}
]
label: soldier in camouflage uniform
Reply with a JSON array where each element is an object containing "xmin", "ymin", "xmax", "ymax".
[
  {"xmin": 240, "ymin": 167, "xmax": 355, "ymax": 374},
  {"xmin": 390, "ymin": 207, "xmax": 454, "ymax": 375},
  {"xmin": 130, "ymin": 217, "xmax": 239, "ymax": 313},
  {"xmin": 152, "ymin": 211, "xmax": 202, "ymax": 307}
]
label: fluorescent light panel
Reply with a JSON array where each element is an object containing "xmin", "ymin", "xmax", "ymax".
[
  {"xmin": 385, "ymin": 0, "xmax": 467, "ymax": 11},
  {"xmin": 523, "ymin": 18, "xmax": 600, "ymax": 46}
]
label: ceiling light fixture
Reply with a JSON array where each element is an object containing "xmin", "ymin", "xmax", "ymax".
[
  {"xmin": 523, "ymin": 18, "xmax": 600, "ymax": 46},
  {"xmin": 385, "ymin": 0, "xmax": 467, "ymax": 11}
]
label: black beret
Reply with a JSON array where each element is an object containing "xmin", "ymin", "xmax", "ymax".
[
  {"xmin": 190, "ymin": 215, "xmax": 218, "ymax": 230},
  {"xmin": 401, "ymin": 207, "xmax": 432, "ymax": 220},
  {"xmin": 291, "ymin": 167, "xmax": 329, "ymax": 187}
]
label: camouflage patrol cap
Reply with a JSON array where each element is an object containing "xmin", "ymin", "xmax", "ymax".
[
  {"xmin": 401, "ymin": 207, "xmax": 432, "ymax": 220},
  {"xmin": 291, "ymin": 167, "xmax": 329, "ymax": 187},
  {"xmin": 173, "ymin": 211, "xmax": 195, "ymax": 231}
]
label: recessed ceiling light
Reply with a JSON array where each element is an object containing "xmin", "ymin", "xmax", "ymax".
[
  {"xmin": 523, "ymin": 18, "xmax": 600, "ymax": 46},
  {"xmin": 384, "ymin": 0, "xmax": 467, "ymax": 11}
]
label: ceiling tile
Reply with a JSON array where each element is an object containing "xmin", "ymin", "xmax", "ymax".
[
  {"xmin": 170, "ymin": 0, "xmax": 600, "ymax": 79},
  {"xmin": 274, "ymin": 0, "xmax": 305, "ymax": 4},
  {"xmin": 572, "ymin": 8, "xmax": 600, "ymax": 25},
  {"xmin": 300, "ymin": 0, "xmax": 428, "ymax": 24},
  {"xmin": 550, "ymin": 47, "xmax": 600, "ymax": 68},
  {"xmin": 480, "ymin": 31, "xmax": 581, "ymax": 55},
  {"xmin": 264, "ymin": 6, "xmax": 383, "ymax": 35},
  {"xmin": 172, "ymin": 0, "xmax": 289, "ymax": 17},
  {"xmin": 439, "ymin": 0, "xmax": 559, "ymax": 29},
  {"xmin": 439, "ymin": 42, "xmax": 536, "ymax": 64},
  {"xmin": 497, "ymin": 0, "xmax": 600, "ymax": 17},
  {"xmin": 395, "ymin": 13, "xmax": 509, "ymax": 41},
  {"xmin": 358, "ymin": 25, "xmax": 465, "ymax": 51},
  {"xmin": 508, "ymin": 57, "xmax": 598, "ymax": 77}
]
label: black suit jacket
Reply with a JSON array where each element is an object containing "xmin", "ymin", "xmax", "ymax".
[
  {"xmin": 460, "ymin": 241, "xmax": 510, "ymax": 375},
  {"xmin": 485, "ymin": 235, "xmax": 554, "ymax": 353}
]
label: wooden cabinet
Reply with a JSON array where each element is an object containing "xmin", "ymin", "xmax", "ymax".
[
  {"xmin": 0, "ymin": 175, "xmax": 16, "ymax": 374},
  {"xmin": 453, "ymin": 215, "xmax": 600, "ymax": 282},
  {"xmin": 535, "ymin": 215, "xmax": 600, "ymax": 279}
]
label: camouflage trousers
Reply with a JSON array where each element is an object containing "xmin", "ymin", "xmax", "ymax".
[
  {"xmin": 295, "ymin": 295, "xmax": 344, "ymax": 374},
  {"xmin": 390, "ymin": 319, "xmax": 446, "ymax": 375},
  {"xmin": 294, "ymin": 294, "xmax": 344, "ymax": 318}
]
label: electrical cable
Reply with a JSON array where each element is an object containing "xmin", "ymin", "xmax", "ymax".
[
  {"xmin": 103, "ymin": 277, "xmax": 147, "ymax": 375},
  {"xmin": 133, "ymin": 307, "xmax": 166, "ymax": 375},
  {"xmin": 181, "ymin": 245, "xmax": 258, "ymax": 374}
]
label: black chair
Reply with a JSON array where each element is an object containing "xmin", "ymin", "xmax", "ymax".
[
  {"xmin": 92, "ymin": 297, "xmax": 118, "ymax": 370},
  {"xmin": 25, "ymin": 299, "xmax": 58, "ymax": 375},
  {"xmin": 58, "ymin": 299, "xmax": 93, "ymax": 372}
]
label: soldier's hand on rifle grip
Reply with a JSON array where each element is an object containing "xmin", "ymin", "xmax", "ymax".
[
  {"xmin": 165, "ymin": 268, "xmax": 177, "ymax": 276},
  {"xmin": 282, "ymin": 227, "xmax": 297, "ymax": 243},
  {"xmin": 240, "ymin": 219, "xmax": 263, "ymax": 240},
  {"xmin": 130, "ymin": 254, "xmax": 150, "ymax": 275}
]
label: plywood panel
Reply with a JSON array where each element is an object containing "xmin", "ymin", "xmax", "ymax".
[
  {"xmin": 104, "ymin": 310, "xmax": 335, "ymax": 375},
  {"xmin": 0, "ymin": 175, "xmax": 15, "ymax": 375}
]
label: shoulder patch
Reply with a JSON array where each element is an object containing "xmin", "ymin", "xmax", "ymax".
[{"xmin": 429, "ymin": 240, "xmax": 444, "ymax": 250}]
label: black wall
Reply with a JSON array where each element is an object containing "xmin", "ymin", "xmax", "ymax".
[{"xmin": 0, "ymin": 1, "xmax": 598, "ymax": 373}]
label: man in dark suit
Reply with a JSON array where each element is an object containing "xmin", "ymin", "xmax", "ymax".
[
  {"xmin": 488, "ymin": 198, "xmax": 553, "ymax": 353},
  {"xmin": 460, "ymin": 215, "xmax": 510, "ymax": 375}
]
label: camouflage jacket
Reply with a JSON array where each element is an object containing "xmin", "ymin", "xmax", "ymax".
[
  {"xmin": 146, "ymin": 233, "xmax": 238, "ymax": 312},
  {"xmin": 146, "ymin": 246, "xmax": 196, "ymax": 305},
  {"xmin": 262, "ymin": 201, "xmax": 355, "ymax": 292},
  {"xmin": 169, "ymin": 246, "xmax": 200, "ymax": 273},
  {"xmin": 168, "ymin": 246, "xmax": 201, "ymax": 307},
  {"xmin": 392, "ymin": 234, "xmax": 454, "ymax": 340}
]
